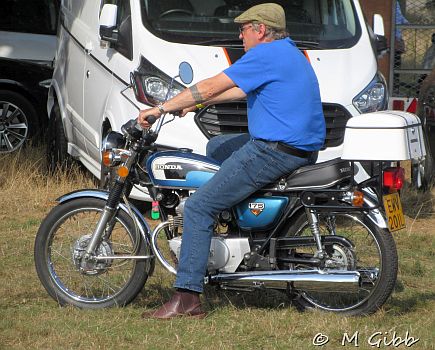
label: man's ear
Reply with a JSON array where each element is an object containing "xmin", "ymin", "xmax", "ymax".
[{"xmin": 257, "ymin": 23, "xmax": 267, "ymax": 40}]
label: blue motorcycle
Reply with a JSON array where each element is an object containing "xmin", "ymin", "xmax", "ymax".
[{"xmin": 35, "ymin": 63, "xmax": 401, "ymax": 315}]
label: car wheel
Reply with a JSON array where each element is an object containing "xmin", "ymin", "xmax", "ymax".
[
  {"xmin": 0, "ymin": 90, "xmax": 39, "ymax": 153},
  {"xmin": 46, "ymin": 104, "xmax": 69, "ymax": 172}
]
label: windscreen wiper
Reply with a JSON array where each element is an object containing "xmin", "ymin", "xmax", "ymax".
[
  {"xmin": 192, "ymin": 38, "xmax": 243, "ymax": 47},
  {"xmin": 293, "ymin": 40, "xmax": 323, "ymax": 49}
]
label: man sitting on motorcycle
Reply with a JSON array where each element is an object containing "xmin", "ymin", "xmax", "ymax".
[{"xmin": 138, "ymin": 3, "xmax": 326, "ymax": 319}]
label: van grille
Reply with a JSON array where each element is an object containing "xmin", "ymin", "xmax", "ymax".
[{"xmin": 194, "ymin": 102, "xmax": 352, "ymax": 149}]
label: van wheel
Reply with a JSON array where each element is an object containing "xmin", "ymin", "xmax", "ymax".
[
  {"xmin": 99, "ymin": 126, "xmax": 116, "ymax": 190},
  {"xmin": 46, "ymin": 105, "xmax": 69, "ymax": 172},
  {"xmin": 0, "ymin": 90, "xmax": 39, "ymax": 153},
  {"xmin": 411, "ymin": 136, "xmax": 434, "ymax": 191}
]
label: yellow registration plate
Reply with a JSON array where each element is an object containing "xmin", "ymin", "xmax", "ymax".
[{"xmin": 383, "ymin": 192, "xmax": 406, "ymax": 232}]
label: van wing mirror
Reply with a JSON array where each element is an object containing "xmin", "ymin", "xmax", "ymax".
[
  {"xmin": 99, "ymin": 4, "xmax": 118, "ymax": 46},
  {"xmin": 373, "ymin": 14, "xmax": 384, "ymax": 36},
  {"xmin": 373, "ymin": 14, "xmax": 387, "ymax": 56}
]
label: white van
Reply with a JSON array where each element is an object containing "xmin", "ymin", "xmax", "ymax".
[{"xmin": 48, "ymin": 0, "xmax": 388, "ymax": 196}]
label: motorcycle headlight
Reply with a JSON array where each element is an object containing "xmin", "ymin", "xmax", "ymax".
[
  {"xmin": 102, "ymin": 131, "xmax": 124, "ymax": 152},
  {"xmin": 353, "ymin": 73, "xmax": 388, "ymax": 113}
]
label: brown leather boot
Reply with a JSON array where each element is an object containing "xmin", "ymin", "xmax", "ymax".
[{"xmin": 142, "ymin": 290, "xmax": 206, "ymax": 320}]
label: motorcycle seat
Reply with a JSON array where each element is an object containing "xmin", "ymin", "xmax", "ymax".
[{"xmin": 265, "ymin": 158, "xmax": 353, "ymax": 191}]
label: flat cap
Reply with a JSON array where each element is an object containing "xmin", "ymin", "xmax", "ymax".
[{"xmin": 234, "ymin": 3, "xmax": 286, "ymax": 30}]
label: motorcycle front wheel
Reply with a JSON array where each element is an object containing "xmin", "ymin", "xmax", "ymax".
[
  {"xmin": 34, "ymin": 198, "xmax": 153, "ymax": 308},
  {"xmin": 285, "ymin": 211, "xmax": 398, "ymax": 316}
]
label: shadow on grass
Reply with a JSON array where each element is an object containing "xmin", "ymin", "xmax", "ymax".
[
  {"xmin": 136, "ymin": 283, "xmax": 299, "ymax": 313},
  {"xmin": 386, "ymin": 291, "xmax": 435, "ymax": 315},
  {"xmin": 136, "ymin": 278, "xmax": 435, "ymax": 316}
]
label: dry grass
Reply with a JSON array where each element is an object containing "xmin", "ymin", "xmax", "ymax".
[{"xmin": 0, "ymin": 147, "xmax": 434, "ymax": 350}]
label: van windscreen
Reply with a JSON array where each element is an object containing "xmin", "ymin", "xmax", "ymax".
[{"xmin": 141, "ymin": 0, "xmax": 361, "ymax": 49}]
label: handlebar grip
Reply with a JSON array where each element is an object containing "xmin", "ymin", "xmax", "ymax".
[{"xmin": 146, "ymin": 115, "xmax": 157, "ymax": 125}]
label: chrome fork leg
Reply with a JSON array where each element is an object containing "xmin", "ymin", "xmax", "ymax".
[
  {"xmin": 85, "ymin": 207, "xmax": 116, "ymax": 255},
  {"xmin": 305, "ymin": 208, "xmax": 325, "ymax": 258}
]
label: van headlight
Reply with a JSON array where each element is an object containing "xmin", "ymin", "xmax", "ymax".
[
  {"xmin": 353, "ymin": 73, "xmax": 388, "ymax": 113},
  {"xmin": 134, "ymin": 75, "xmax": 183, "ymax": 106}
]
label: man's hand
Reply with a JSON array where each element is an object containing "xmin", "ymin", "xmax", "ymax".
[
  {"xmin": 179, "ymin": 105, "xmax": 197, "ymax": 117},
  {"xmin": 138, "ymin": 107, "xmax": 159, "ymax": 129}
]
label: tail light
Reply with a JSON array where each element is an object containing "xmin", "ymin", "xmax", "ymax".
[{"xmin": 383, "ymin": 167, "xmax": 405, "ymax": 191}]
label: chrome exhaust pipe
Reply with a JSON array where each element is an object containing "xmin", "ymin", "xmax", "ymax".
[{"xmin": 209, "ymin": 270, "xmax": 361, "ymax": 292}]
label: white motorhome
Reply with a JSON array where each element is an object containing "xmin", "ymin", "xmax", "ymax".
[{"xmin": 48, "ymin": 0, "xmax": 388, "ymax": 196}]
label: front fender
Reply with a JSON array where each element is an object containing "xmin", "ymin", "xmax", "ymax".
[{"xmin": 57, "ymin": 189, "xmax": 153, "ymax": 244}]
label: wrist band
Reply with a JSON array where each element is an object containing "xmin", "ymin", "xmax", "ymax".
[
  {"xmin": 157, "ymin": 103, "xmax": 165, "ymax": 114},
  {"xmin": 196, "ymin": 103, "xmax": 205, "ymax": 109}
]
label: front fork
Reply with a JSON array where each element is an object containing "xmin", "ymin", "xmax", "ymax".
[{"xmin": 84, "ymin": 155, "xmax": 136, "ymax": 258}]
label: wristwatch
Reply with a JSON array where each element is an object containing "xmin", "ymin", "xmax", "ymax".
[{"xmin": 157, "ymin": 103, "xmax": 165, "ymax": 115}]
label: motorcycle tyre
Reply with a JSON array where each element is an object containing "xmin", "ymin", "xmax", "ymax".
[
  {"xmin": 34, "ymin": 197, "xmax": 151, "ymax": 309},
  {"xmin": 285, "ymin": 210, "xmax": 398, "ymax": 316}
]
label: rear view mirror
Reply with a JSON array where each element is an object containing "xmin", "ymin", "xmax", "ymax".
[
  {"xmin": 99, "ymin": 4, "xmax": 118, "ymax": 47},
  {"xmin": 179, "ymin": 62, "xmax": 193, "ymax": 85}
]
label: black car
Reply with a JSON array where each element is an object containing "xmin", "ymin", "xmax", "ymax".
[
  {"xmin": 0, "ymin": 58, "xmax": 53, "ymax": 153},
  {"xmin": 0, "ymin": 0, "xmax": 58, "ymax": 153},
  {"xmin": 415, "ymin": 69, "xmax": 435, "ymax": 188}
]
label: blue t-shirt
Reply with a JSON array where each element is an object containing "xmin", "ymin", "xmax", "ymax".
[{"xmin": 224, "ymin": 38, "xmax": 325, "ymax": 151}]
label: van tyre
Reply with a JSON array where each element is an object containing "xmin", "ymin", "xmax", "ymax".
[
  {"xmin": 284, "ymin": 211, "xmax": 398, "ymax": 316},
  {"xmin": 46, "ymin": 104, "xmax": 69, "ymax": 172},
  {"xmin": 0, "ymin": 90, "xmax": 39, "ymax": 153}
]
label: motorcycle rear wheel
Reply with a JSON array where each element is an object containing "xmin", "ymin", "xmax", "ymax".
[
  {"xmin": 285, "ymin": 211, "xmax": 398, "ymax": 316},
  {"xmin": 34, "ymin": 198, "xmax": 152, "ymax": 308}
]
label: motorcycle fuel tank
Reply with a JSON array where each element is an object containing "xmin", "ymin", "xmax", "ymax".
[
  {"xmin": 235, "ymin": 196, "xmax": 288, "ymax": 230},
  {"xmin": 146, "ymin": 150, "xmax": 220, "ymax": 188}
]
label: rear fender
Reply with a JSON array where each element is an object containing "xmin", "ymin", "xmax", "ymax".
[{"xmin": 362, "ymin": 187, "xmax": 388, "ymax": 229}]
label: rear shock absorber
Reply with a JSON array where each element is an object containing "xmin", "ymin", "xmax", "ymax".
[{"xmin": 305, "ymin": 208, "xmax": 325, "ymax": 259}]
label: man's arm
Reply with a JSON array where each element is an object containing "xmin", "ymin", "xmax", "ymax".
[{"xmin": 138, "ymin": 73, "xmax": 243, "ymax": 127}]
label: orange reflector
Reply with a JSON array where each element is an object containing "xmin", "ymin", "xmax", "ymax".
[
  {"xmin": 102, "ymin": 151, "xmax": 112, "ymax": 166},
  {"xmin": 117, "ymin": 166, "xmax": 129, "ymax": 177},
  {"xmin": 352, "ymin": 191, "xmax": 364, "ymax": 207}
]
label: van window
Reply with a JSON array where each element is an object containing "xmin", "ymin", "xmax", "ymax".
[
  {"xmin": 140, "ymin": 0, "xmax": 361, "ymax": 49},
  {"xmin": 0, "ymin": 0, "xmax": 59, "ymax": 35}
]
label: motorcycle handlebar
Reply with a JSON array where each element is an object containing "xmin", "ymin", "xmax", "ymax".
[{"xmin": 121, "ymin": 116, "xmax": 157, "ymax": 139}]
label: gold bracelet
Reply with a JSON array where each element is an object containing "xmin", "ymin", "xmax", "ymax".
[{"xmin": 196, "ymin": 103, "xmax": 205, "ymax": 109}]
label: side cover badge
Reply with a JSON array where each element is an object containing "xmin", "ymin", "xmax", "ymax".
[{"xmin": 249, "ymin": 202, "xmax": 265, "ymax": 216}]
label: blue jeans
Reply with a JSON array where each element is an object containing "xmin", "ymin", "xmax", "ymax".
[{"xmin": 174, "ymin": 134, "xmax": 316, "ymax": 293}]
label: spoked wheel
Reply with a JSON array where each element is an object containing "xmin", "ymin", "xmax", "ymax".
[
  {"xmin": 285, "ymin": 211, "xmax": 398, "ymax": 315},
  {"xmin": 34, "ymin": 198, "xmax": 153, "ymax": 308}
]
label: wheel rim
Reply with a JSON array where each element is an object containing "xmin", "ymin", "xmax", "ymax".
[
  {"xmin": 0, "ymin": 101, "xmax": 29, "ymax": 153},
  {"xmin": 291, "ymin": 214, "xmax": 383, "ymax": 312},
  {"xmin": 45, "ymin": 207, "xmax": 139, "ymax": 304}
]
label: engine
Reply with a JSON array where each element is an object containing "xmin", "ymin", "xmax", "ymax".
[{"xmin": 160, "ymin": 192, "xmax": 251, "ymax": 273}]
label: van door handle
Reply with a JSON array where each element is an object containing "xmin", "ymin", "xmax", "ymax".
[{"xmin": 86, "ymin": 70, "xmax": 91, "ymax": 79}]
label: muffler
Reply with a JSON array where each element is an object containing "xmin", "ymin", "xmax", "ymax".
[{"xmin": 209, "ymin": 270, "xmax": 361, "ymax": 292}]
